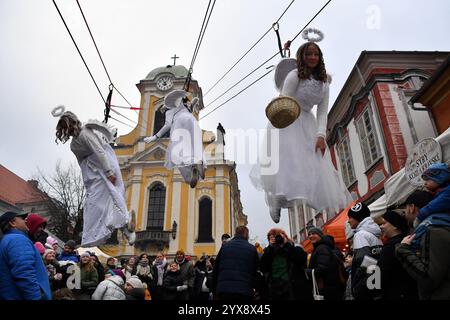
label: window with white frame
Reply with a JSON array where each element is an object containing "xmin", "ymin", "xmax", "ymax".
[
  {"xmin": 337, "ymin": 136, "xmax": 356, "ymax": 187},
  {"xmin": 356, "ymin": 107, "xmax": 381, "ymax": 169}
]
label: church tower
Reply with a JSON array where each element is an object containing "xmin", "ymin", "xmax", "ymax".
[{"xmin": 103, "ymin": 63, "xmax": 247, "ymax": 259}]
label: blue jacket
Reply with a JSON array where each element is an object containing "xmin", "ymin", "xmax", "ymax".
[
  {"xmin": 0, "ymin": 229, "xmax": 52, "ymax": 300},
  {"xmin": 57, "ymin": 251, "xmax": 79, "ymax": 263},
  {"xmin": 211, "ymin": 236, "xmax": 259, "ymax": 297},
  {"xmin": 417, "ymin": 184, "xmax": 450, "ymax": 222}
]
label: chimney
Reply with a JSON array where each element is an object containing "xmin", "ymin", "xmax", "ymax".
[{"xmin": 27, "ymin": 180, "xmax": 39, "ymax": 189}]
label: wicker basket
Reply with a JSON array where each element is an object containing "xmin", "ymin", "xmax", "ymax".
[{"xmin": 265, "ymin": 96, "xmax": 301, "ymax": 128}]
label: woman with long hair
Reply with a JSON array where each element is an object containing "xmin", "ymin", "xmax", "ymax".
[
  {"xmin": 251, "ymin": 35, "xmax": 351, "ymax": 223},
  {"xmin": 53, "ymin": 107, "xmax": 136, "ymax": 246}
]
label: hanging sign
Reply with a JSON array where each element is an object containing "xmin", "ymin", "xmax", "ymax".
[{"xmin": 405, "ymin": 138, "xmax": 442, "ymax": 186}]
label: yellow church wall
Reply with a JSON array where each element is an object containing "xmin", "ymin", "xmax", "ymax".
[
  {"xmin": 193, "ymin": 245, "xmax": 216, "ymax": 257},
  {"xmin": 178, "ymin": 183, "xmax": 189, "ymax": 252},
  {"xmin": 224, "ymin": 183, "xmax": 230, "ymax": 235},
  {"xmin": 164, "ymin": 172, "xmax": 174, "ymax": 231}
]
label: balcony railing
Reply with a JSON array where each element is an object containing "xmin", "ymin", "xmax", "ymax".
[{"xmin": 135, "ymin": 229, "xmax": 171, "ymax": 244}]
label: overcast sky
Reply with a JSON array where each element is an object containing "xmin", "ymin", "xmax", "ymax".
[{"xmin": 1, "ymin": 0, "xmax": 449, "ymax": 246}]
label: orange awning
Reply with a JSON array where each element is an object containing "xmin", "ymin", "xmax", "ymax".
[
  {"xmin": 301, "ymin": 239, "xmax": 313, "ymax": 254},
  {"xmin": 322, "ymin": 201, "xmax": 356, "ymax": 250}
]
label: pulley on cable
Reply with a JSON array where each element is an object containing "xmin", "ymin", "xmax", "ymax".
[{"xmin": 265, "ymin": 22, "xmax": 300, "ymax": 129}]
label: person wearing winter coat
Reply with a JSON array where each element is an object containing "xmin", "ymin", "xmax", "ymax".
[
  {"xmin": 76, "ymin": 252, "xmax": 99, "ymax": 299},
  {"xmin": 396, "ymin": 192, "xmax": 450, "ymax": 300},
  {"xmin": 175, "ymin": 249, "xmax": 194, "ymax": 298},
  {"xmin": 163, "ymin": 261, "xmax": 189, "ymax": 300},
  {"xmin": 211, "ymin": 226, "xmax": 259, "ymax": 300},
  {"xmin": 193, "ymin": 256, "xmax": 214, "ymax": 300},
  {"xmin": 260, "ymin": 228, "xmax": 311, "ymax": 300},
  {"xmin": 305, "ymin": 228, "xmax": 345, "ymax": 300},
  {"xmin": 0, "ymin": 211, "xmax": 52, "ymax": 300},
  {"xmin": 125, "ymin": 276, "xmax": 146, "ymax": 300},
  {"xmin": 123, "ymin": 256, "xmax": 137, "ymax": 280},
  {"xmin": 348, "ymin": 202, "xmax": 383, "ymax": 300},
  {"xmin": 43, "ymin": 249, "xmax": 64, "ymax": 291},
  {"xmin": 136, "ymin": 253, "xmax": 153, "ymax": 287},
  {"xmin": 25, "ymin": 213, "xmax": 49, "ymax": 246},
  {"xmin": 378, "ymin": 210, "xmax": 418, "ymax": 300},
  {"xmin": 150, "ymin": 252, "xmax": 167, "ymax": 300},
  {"xmin": 57, "ymin": 240, "xmax": 79, "ymax": 263},
  {"xmin": 90, "ymin": 253, "xmax": 105, "ymax": 283},
  {"xmin": 91, "ymin": 274, "xmax": 126, "ymax": 300}
]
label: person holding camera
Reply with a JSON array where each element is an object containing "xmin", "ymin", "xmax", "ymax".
[{"xmin": 260, "ymin": 228, "xmax": 310, "ymax": 300}]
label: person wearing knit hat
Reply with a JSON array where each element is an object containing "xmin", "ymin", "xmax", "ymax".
[
  {"xmin": 43, "ymin": 249, "xmax": 56, "ymax": 260},
  {"xmin": 34, "ymin": 241, "xmax": 46, "ymax": 255},
  {"xmin": 348, "ymin": 202, "xmax": 382, "ymax": 300},
  {"xmin": 347, "ymin": 202, "xmax": 371, "ymax": 225},
  {"xmin": 307, "ymin": 227, "xmax": 324, "ymax": 238},
  {"xmin": 125, "ymin": 276, "xmax": 146, "ymax": 300},
  {"xmin": 45, "ymin": 236, "xmax": 58, "ymax": 249},
  {"xmin": 25, "ymin": 213, "xmax": 49, "ymax": 246},
  {"xmin": 415, "ymin": 162, "xmax": 450, "ymax": 224},
  {"xmin": 382, "ymin": 210, "xmax": 409, "ymax": 236},
  {"xmin": 80, "ymin": 252, "xmax": 91, "ymax": 258},
  {"xmin": 421, "ymin": 162, "xmax": 450, "ymax": 189},
  {"xmin": 378, "ymin": 210, "xmax": 418, "ymax": 299},
  {"xmin": 126, "ymin": 275, "xmax": 144, "ymax": 289}
]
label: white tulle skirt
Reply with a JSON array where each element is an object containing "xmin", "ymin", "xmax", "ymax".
[
  {"xmin": 250, "ymin": 110, "xmax": 352, "ymax": 214},
  {"xmin": 80, "ymin": 144, "xmax": 129, "ymax": 247}
]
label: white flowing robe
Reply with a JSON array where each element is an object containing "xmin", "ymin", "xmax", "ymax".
[
  {"xmin": 250, "ymin": 69, "xmax": 352, "ymax": 214},
  {"xmin": 70, "ymin": 123, "xmax": 129, "ymax": 247},
  {"xmin": 155, "ymin": 103, "xmax": 205, "ymax": 183}
]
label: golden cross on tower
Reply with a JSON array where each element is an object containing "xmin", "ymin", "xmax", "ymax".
[{"xmin": 171, "ymin": 54, "xmax": 179, "ymax": 66}]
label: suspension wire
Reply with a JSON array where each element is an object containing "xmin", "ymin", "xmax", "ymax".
[
  {"xmin": 203, "ymin": 0, "xmax": 295, "ymax": 97},
  {"xmin": 52, "ymin": 0, "xmax": 105, "ymax": 104},
  {"xmin": 109, "ymin": 116, "xmax": 136, "ymax": 129},
  {"xmin": 184, "ymin": 0, "xmax": 216, "ymax": 91},
  {"xmin": 200, "ymin": 68, "xmax": 274, "ymax": 120},
  {"xmin": 205, "ymin": 52, "xmax": 278, "ymax": 108},
  {"xmin": 75, "ymin": 0, "xmax": 149, "ymax": 128},
  {"xmin": 200, "ymin": 0, "xmax": 332, "ymax": 119}
]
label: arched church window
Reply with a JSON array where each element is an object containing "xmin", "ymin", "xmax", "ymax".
[
  {"xmin": 153, "ymin": 108, "xmax": 170, "ymax": 138},
  {"xmin": 147, "ymin": 182, "xmax": 166, "ymax": 230},
  {"xmin": 197, "ymin": 197, "xmax": 213, "ymax": 242}
]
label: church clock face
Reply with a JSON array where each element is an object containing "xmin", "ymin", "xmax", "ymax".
[{"xmin": 156, "ymin": 74, "xmax": 174, "ymax": 91}]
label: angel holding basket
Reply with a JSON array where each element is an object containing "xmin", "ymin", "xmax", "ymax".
[{"xmin": 250, "ymin": 28, "xmax": 352, "ymax": 223}]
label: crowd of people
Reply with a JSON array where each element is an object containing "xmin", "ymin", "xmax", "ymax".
[{"xmin": 0, "ymin": 162, "xmax": 449, "ymax": 300}]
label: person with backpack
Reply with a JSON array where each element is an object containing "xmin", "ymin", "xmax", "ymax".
[{"xmin": 305, "ymin": 227, "xmax": 346, "ymax": 300}]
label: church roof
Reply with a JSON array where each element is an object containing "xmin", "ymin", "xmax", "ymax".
[{"xmin": 145, "ymin": 65, "xmax": 189, "ymax": 81}]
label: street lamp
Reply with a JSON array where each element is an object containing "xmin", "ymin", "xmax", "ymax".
[{"xmin": 171, "ymin": 221, "xmax": 177, "ymax": 240}]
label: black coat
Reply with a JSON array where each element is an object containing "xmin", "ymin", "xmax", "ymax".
[
  {"xmin": 126, "ymin": 288, "xmax": 146, "ymax": 300},
  {"xmin": 163, "ymin": 270, "xmax": 189, "ymax": 300},
  {"xmin": 211, "ymin": 236, "xmax": 259, "ymax": 297},
  {"xmin": 307, "ymin": 237, "xmax": 345, "ymax": 300},
  {"xmin": 193, "ymin": 263, "xmax": 213, "ymax": 297},
  {"xmin": 260, "ymin": 242, "xmax": 311, "ymax": 300},
  {"xmin": 378, "ymin": 234, "xmax": 418, "ymax": 300}
]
